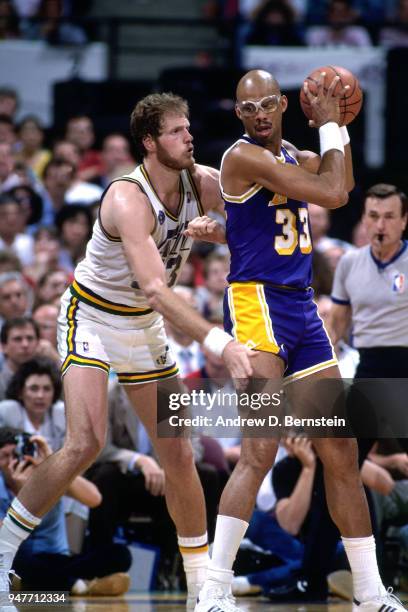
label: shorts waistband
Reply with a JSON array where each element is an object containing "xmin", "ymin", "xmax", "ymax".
[
  {"xmin": 70, "ymin": 279, "xmax": 153, "ymax": 316},
  {"xmin": 229, "ymin": 281, "xmax": 312, "ymax": 293}
]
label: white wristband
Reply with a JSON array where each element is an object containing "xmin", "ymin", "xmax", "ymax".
[
  {"xmin": 340, "ymin": 125, "xmax": 350, "ymax": 146},
  {"xmin": 203, "ymin": 327, "xmax": 233, "ymax": 358},
  {"xmin": 319, "ymin": 122, "xmax": 344, "ymax": 157}
]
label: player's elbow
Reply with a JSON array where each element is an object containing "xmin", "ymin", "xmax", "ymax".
[
  {"xmin": 326, "ymin": 189, "xmax": 349, "ymax": 209},
  {"xmin": 144, "ymin": 278, "xmax": 166, "ymax": 310}
]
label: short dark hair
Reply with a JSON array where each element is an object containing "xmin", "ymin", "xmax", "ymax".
[
  {"xmin": 365, "ymin": 183, "xmax": 408, "ymax": 216},
  {"xmin": 0, "ymin": 193, "xmax": 20, "ymax": 208},
  {"xmin": 0, "ymin": 114, "xmax": 14, "ymax": 128},
  {"xmin": 43, "ymin": 157, "xmax": 76, "ymax": 180},
  {"xmin": 0, "ymin": 88, "xmax": 18, "ymax": 102},
  {"xmin": 0, "ymin": 317, "xmax": 40, "ymax": 345},
  {"xmin": 18, "ymin": 115, "xmax": 44, "ymax": 133},
  {"xmin": 0, "ymin": 426, "xmax": 21, "ymax": 450},
  {"xmin": 6, "ymin": 357, "xmax": 62, "ymax": 404},
  {"xmin": 130, "ymin": 93, "xmax": 189, "ymax": 160},
  {"xmin": 55, "ymin": 204, "xmax": 93, "ymax": 240}
]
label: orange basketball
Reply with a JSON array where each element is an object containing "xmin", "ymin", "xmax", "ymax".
[{"xmin": 299, "ymin": 65, "xmax": 363, "ymax": 126}]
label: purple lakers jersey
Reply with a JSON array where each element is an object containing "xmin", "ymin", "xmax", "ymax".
[{"xmin": 220, "ymin": 135, "xmax": 313, "ymax": 289}]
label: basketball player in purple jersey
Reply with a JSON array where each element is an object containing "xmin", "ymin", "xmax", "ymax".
[{"xmin": 187, "ymin": 70, "xmax": 406, "ymax": 612}]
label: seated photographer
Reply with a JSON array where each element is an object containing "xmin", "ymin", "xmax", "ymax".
[{"xmin": 0, "ymin": 427, "xmax": 131, "ymax": 595}]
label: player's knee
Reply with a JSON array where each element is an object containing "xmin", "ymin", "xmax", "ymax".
[
  {"xmin": 321, "ymin": 438, "xmax": 358, "ymax": 476},
  {"xmin": 63, "ymin": 433, "xmax": 104, "ymax": 469},
  {"xmin": 162, "ymin": 439, "xmax": 194, "ymax": 477}
]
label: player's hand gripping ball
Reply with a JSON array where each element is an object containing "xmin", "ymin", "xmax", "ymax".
[{"xmin": 300, "ymin": 65, "xmax": 363, "ymax": 126}]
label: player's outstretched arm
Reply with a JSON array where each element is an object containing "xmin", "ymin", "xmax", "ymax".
[{"xmin": 106, "ymin": 182, "xmax": 255, "ymax": 381}]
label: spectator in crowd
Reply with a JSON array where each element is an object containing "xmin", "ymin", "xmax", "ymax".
[
  {"xmin": 8, "ymin": 184, "xmax": 44, "ymax": 234},
  {"xmin": 380, "ymin": 0, "xmax": 408, "ymax": 47},
  {"xmin": 43, "ymin": 157, "xmax": 103, "ymax": 216},
  {"xmin": 15, "ymin": 116, "xmax": 51, "ymax": 178},
  {"xmin": 42, "ymin": 158, "xmax": 74, "ymax": 214},
  {"xmin": 0, "ymin": 357, "xmax": 64, "ymax": 449},
  {"xmin": 52, "ymin": 139, "xmax": 81, "ymax": 168},
  {"xmin": 65, "ymin": 116, "xmax": 103, "ymax": 183},
  {"xmin": 0, "ymin": 272, "xmax": 30, "ymax": 325},
  {"xmin": 98, "ymin": 133, "xmax": 134, "ymax": 189},
  {"xmin": 311, "ymin": 250, "xmax": 334, "ymax": 297},
  {"xmin": 0, "ymin": 115, "xmax": 16, "ymax": 146},
  {"xmin": 196, "ymin": 253, "xmax": 229, "ymax": 321},
  {"xmin": 166, "ymin": 286, "xmax": 204, "ymax": 377},
  {"xmin": 32, "ymin": 303, "xmax": 59, "ymax": 348},
  {"xmin": 0, "ymin": 193, "xmax": 34, "ymax": 267},
  {"xmin": 308, "ymin": 202, "xmax": 352, "ymax": 272},
  {"xmin": 0, "ymin": 317, "xmax": 40, "ymax": 399},
  {"xmin": 34, "ymin": 269, "xmax": 69, "ymax": 308},
  {"xmin": 0, "ymin": 88, "xmax": 18, "ymax": 120},
  {"xmin": 0, "ymin": 143, "xmax": 20, "ymax": 193},
  {"xmin": 306, "ymin": 0, "xmax": 372, "ymax": 46},
  {"xmin": 0, "ymin": 250, "xmax": 22, "ymax": 274},
  {"xmin": 25, "ymin": 227, "xmax": 65, "ymax": 283},
  {"xmin": 55, "ymin": 204, "xmax": 93, "ymax": 271},
  {"xmin": 246, "ymin": 0, "xmax": 305, "ymax": 46},
  {"xmin": 0, "ymin": 427, "xmax": 131, "ymax": 595}
]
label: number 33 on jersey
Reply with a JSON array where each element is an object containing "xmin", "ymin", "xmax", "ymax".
[{"xmin": 221, "ymin": 138, "xmax": 313, "ymax": 290}]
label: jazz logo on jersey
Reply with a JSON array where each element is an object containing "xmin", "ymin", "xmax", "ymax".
[{"xmin": 392, "ymin": 273, "xmax": 405, "ymax": 293}]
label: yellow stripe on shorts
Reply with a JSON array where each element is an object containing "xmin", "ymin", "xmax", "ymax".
[{"xmin": 228, "ymin": 283, "xmax": 280, "ymax": 353}]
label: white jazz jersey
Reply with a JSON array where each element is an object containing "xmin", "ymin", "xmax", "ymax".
[{"xmin": 72, "ymin": 164, "xmax": 204, "ymax": 315}]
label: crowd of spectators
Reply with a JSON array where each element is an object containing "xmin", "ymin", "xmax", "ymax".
[
  {"xmin": 2, "ymin": 0, "xmax": 408, "ymax": 49},
  {"xmin": 210, "ymin": 0, "xmax": 408, "ymax": 48}
]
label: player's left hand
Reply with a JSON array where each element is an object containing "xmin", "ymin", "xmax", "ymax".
[
  {"xmin": 222, "ymin": 341, "xmax": 258, "ymax": 389},
  {"xmin": 184, "ymin": 216, "xmax": 226, "ymax": 244},
  {"xmin": 303, "ymin": 72, "xmax": 349, "ymax": 128}
]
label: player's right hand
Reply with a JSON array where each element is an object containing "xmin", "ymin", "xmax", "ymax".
[
  {"xmin": 303, "ymin": 72, "xmax": 349, "ymax": 128},
  {"xmin": 184, "ymin": 216, "xmax": 226, "ymax": 244},
  {"xmin": 222, "ymin": 340, "xmax": 257, "ymax": 388}
]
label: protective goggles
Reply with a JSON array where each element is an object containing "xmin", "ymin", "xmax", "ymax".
[{"xmin": 237, "ymin": 95, "xmax": 281, "ymax": 117}]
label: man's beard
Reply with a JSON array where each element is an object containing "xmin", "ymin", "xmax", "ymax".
[{"xmin": 156, "ymin": 142, "xmax": 194, "ymax": 170}]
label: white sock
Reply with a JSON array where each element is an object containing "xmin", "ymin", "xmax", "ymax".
[
  {"xmin": 71, "ymin": 579, "xmax": 88, "ymax": 595},
  {"xmin": 207, "ymin": 515, "xmax": 249, "ymax": 585},
  {"xmin": 178, "ymin": 533, "xmax": 209, "ymax": 589},
  {"xmin": 342, "ymin": 535, "xmax": 386, "ymax": 602},
  {"xmin": 0, "ymin": 498, "xmax": 41, "ymax": 565}
]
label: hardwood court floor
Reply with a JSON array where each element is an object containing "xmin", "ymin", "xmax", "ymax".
[{"xmin": 13, "ymin": 592, "xmax": 358, "ymax": 611}]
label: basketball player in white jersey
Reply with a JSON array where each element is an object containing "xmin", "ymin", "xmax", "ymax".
[{"xmin": 0, "ymin": 93, "xmax": 254, "ymax": 609}]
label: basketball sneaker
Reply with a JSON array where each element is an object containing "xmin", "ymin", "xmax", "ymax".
[
  {"xmin": 352, "ymin": 587, "xmax": 407, "ymax": 611},
  {"xmin": 195, "ymin": 583, "xmax": 242, "ymax": 612},
  {"xmin": 187, "ymin": 582, "xmax": 203, "ymax": 611},
  {"xmin": 0, "ymin": 554, "xmax": 18, "ymax": 611}
]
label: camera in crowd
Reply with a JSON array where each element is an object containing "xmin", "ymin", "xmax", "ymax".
[{"xmin": 14, "ymin": 433, "xmax": 37, "ymax": 460}]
